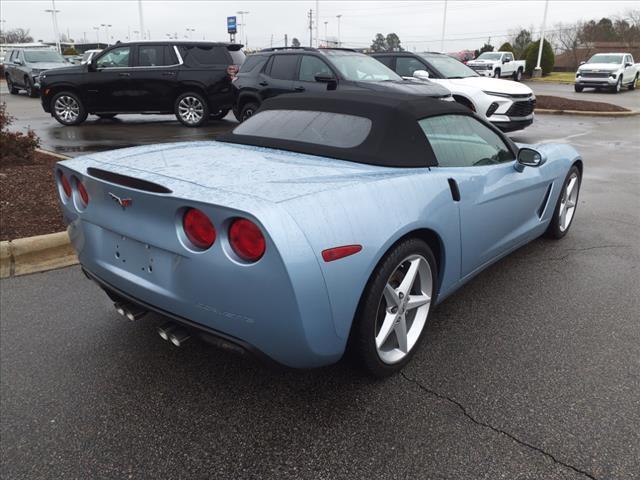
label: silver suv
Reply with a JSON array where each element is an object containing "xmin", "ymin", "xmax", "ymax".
[{"xmin": 4, "ymin": 48, "xmax": 69, "ymax": 97}]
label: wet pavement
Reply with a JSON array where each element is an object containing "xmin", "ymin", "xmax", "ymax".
[{"xmin": 2, "ymin": 105, "xmax": 640, "ymax": 478}]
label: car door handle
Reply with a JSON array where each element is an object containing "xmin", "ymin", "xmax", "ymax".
[
  {"xmin": 294, "ymin": 86, "xmax": 305, "ymax": 92},
  {"xmin": 118, "ymin": 72, "xmax": 130, "ymax": 77},
  {"xmin": 161, "ymin": 71, "xmax": 176, "ymax": 76},
  {"xmin": 259, "ymin": 81, "xmax": 268, "ymax": 86}
]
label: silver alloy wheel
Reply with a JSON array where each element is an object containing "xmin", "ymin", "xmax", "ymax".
[
  {"xmin": 54, "ymin": 95, "xmax": 80, "ymax": 123},
  {"xmin": 178, "ymin": 96, "xmax": 204, "ymax": 125},
  {"xmin": 616, "ymin": 77, "xmax": 622, "ymax": 92},
  {"xmin": 375, "ymin": 254, "xmax": 432, "ymax": 364},
  {"xmin": 516, "ymin": 70, "xmax": 522, "ymax": 81},
  {"xmin": 242, "ymin": 108, "xmax": 255, "ymax": 121},
  {"xmin": 558, "ymin": 172, "xmax": 579, "ymax": 232}
]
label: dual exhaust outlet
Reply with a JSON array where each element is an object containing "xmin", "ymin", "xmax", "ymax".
[{"xmin": 114, "ymin": 302, "xmax": 190, "ymax": 347}]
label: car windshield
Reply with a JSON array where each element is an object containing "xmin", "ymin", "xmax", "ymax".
[
  {"xmin": 587, "ymin": 54, "xmax": 623, "ymax": 64},
  {"xmin": 420, "ymin": 54, "xmax": 478, "ymax": 78},
  {"xmin": 476, "ymin": 53, "xmax": 502, "ymax": 61},
  {"xmin": 24, "ymin": 50, "xmax": 66, "ymax": 63},
  {"xmin": 324, "ymin": 51, "xmax": 401, "ymax": 82}
]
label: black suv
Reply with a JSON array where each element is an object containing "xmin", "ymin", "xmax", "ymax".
[
  {"xmin": 232, "ymin": 47, "xmax": 451, "ymax": 121},
  {"xmin": 39, "ymin": 41, "xmax": 245, "ymax": 127}
]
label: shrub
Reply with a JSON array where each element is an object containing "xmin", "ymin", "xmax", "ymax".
[
  {"xmin": 0, "ymin": 103, "xmax": 40, "ymax": 167},
  {"xmin": 498, "ymin": 42, "xmax": 515, "ymax": 53},
  {"xmin": 63, "ymin": 46, "xmax": 78, "ymax": 56},
  {"xmin": 525, "ymin": 39, "xmax": 555, "ymax": 75}
]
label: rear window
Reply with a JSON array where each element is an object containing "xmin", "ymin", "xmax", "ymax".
[
  {"xmin": 233, "ymin": 109, "xmax": 372, "ymax": 148},
  {"xmin": 268, "ymin": 55, "xmax": 299, "ymax": 80},
  {"xmin": 239, "ymin": 54, "xmax": 266, "ymax": 73},
  {"xmin": 137, "ymin": 45, "xmax": 178, "ymax": 66},
  {"xmin": 179, "ymin": 45, "xmax": 230, "ymax": 66}
]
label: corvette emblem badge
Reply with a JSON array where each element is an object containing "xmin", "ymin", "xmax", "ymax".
[{"xmin": 108, "ymin": 192, "xmax": 133, "ymax": 209}]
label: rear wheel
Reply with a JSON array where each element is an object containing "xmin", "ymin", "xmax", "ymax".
[
  {"xmin": 51, "ymin": 91, "xmax": 88, "ymax": 126},
  {"xmin": 6, "ymin": 75, "xmax": 19, "ymax": 94},
  {"xmin": 240, "ymin": 102, "xmax": 259, "ymax": 122},
  {"xmin": 351, "ymin": 238, "xmax": 436, "ymax": 377},
  {"xmin": 574, "ymin": 84, "xmax": 583, "ymax": 92},
  {"xmin": 25, "ymin": 77, "xmax": 38, "ymax": 98},
  {"xmin": 175, "ymin": 92, "xmax": 209, "ymax": 127},
  {"xmin": 546, "ymin": 166, "xmax": 581, "ymax": 239},
  {"xmin": 209, "ymin": 108, "xmax": 230, "ymax": 120},
  {"xmin": 96, "ymin": 113, "xmax": 117, "ymax": 119},
  {"xmin": 513, "ymin": 69, "xmax": 523, "ymax": 81},
  {"xmin": 629, "ymin": 74, "xmax": 638, "ymax": 90}
]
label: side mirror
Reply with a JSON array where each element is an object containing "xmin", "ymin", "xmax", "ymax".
[
  {"xmin": 413, "ymin": 69, "xmax": 430, "ymax": 80},
  {"xmin": 625, "ymin": 62, "xmax": 633, "ymax": 68},
  {"xmin": 515, "ymin": 147, "xmax": 545, "ymax": 171},
  {"xmin": 502, "ymin": 58, "xmax": 508, "ymax": 64},
  {"xmin": 315, "ymin": 73, "xmax": 337, "ymax": 90},
  {"xmin": 14, "ymin": 59, "xmax": 23, "ymax": 65},
  {"xmin": 579, "ymin": 61, "xmax": 586, "ymax": 65}
]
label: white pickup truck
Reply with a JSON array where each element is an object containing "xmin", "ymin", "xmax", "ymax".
[
  {"xmin": 466, "ymin": 52, "xmax": 526, "ymax": 81},
  {"xmin": 575, "ymin": 53, "xmax": 639, "ymax": 93}
]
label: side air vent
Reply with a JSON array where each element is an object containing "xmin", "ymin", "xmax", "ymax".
[
  {"xmin": 538, "ymin": 183, "xmax": 553, "ymax": 218},
  {"xmin": 87, "ymin": 167, "xmax": 172, "ymax": 194}
]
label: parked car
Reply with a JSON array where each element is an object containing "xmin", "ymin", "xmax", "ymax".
[
  {"xmin": 4, "ymin": 48, "xmax": 69, "ymax": 97},
  {"xmin": 372, "ymin": 52, "xmax": 536, "ymax": 132},
  {"xmin": 574, "ymin": 53, "xmax": 638, "ymax": 93},
  {"xmin": 54, "ymin": 91, "xmax": 583, "ymax": 377},
  {"xmin": 39, "ymin": 41, "xmax": 245, "ymax": 126},
  {"xmin": 232, "ymin": 46, "xmax": 452, "ymax": 121},
  {"xmin": 466, "ymin": 52, "xmax": 526, "ymax": 80},
  {"xmin": 80, "ymin": 49, "xmax": 102, "ymax": 64}
]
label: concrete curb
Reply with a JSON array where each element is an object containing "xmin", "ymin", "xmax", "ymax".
[
  {"xmin": 0, "ymin": 231, "xmax": 78, "ymax": 279},
  {"xmin": 536, "ymin": 108, "xmax": 640, "ymax": 117}
]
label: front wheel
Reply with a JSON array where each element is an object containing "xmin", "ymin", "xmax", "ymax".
[
  {"xmin": 350, "ymin": 238, "xmax": 436, "ymax": 377},
  {"xmin": 209, "ymin": 108, "xmax": 230, "ymax": 121},
  {"xmin": 546, "ymin": 166, "xmax": 581, "ymax": 239},
  {"xmin": 175, "ymin": 92, "xmax": 209, "ymax": 127},
  {"xmin": 6, "ymin": 75, "xmax": 19, "ymax": 94},
  {"xmin": 25, "ymin": 77, "xmax": 38, "ymax": 98},
  {"xmin": 51, "ymin": 92, "xmax": 88, "ymax": 126},
  {"xmin": 493, "ymin": 68, "xmax": 501, "ymax": 78},
  {"xmin": 613, "ymin": 76, "xmax": 622, "ymax": 93},
  {"xmin": 574, "ymin": 84, "xmax": 583, "ymax": 92}
]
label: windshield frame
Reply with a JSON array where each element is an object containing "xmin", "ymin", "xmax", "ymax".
[
  {"xmin": 419, "ymin": 53, "xmax": 478, "ymax": 79},
  {"xmin": 586, "ymin": 54, "xmax": 624, "ymax": 65},
  {"xmin": 24, "ymin": 50, "xmax": 66, "ymax": 63},
  {"xmin": 323, "ymin": 51, "xmax": 402, "ymax": 82}
]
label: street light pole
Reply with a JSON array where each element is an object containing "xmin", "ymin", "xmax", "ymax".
[
  {"xmin": 324, "ymin": 21, "xmax": 328, "ymax": 46},
  {"xmin": 138, "ymin": 0, "xmax": 145, "ymax": 40},
  {"xmin": 440, "ymin": 0, "xmax": 448, "ymax": 53},
  {"xmin": 237, "ymin": 11, "xmax": 249, "ymax": 47},
  {"xmin": 534, "ymin": 0, "xmax": 549, "ymax": 77},
  {"xmin": 336, "ymin": 14, "xmax": 341, "ymax": 47},
  {"xmin": 315, "ymin": 0, "xmax": 319, "ymax": 47},
  {"xmin": 101, "ymin": 23, "xmax": 112, "ymax": 46},
  {"xmin": 93, "ymin": 26, "xmax": 100, "ymax": 44},
  {"xmin": 45, "ymin": 0, "xmax": 61, "ymax": 53},
  {"xmin": 185, "ymin": 28, "xmax": 195, "ymax": 39}
]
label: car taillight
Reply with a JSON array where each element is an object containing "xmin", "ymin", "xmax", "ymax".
[
  {"xmin": 229, "ymin": 218, "xmax": 265, "ymax": 262},
  {"xmin": 59, "ymin": 171, "xmax": 72, "ymax": 198},
  {"xmin": 76, "ymin": 178, "xmax": 89, "ymax": 207},
  {"xmin": 183, "ymin": 208, "xmax": 216, "ymax": 250}
]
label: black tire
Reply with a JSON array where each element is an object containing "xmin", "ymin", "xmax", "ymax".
[
  {"xmin": 574, "ymin": 84, "xmax": 583, "ymax": 93},
  {"xmin": 96, "ymin": 113, "xmax": 117, "ymax": 119},
  {"xmin": 513, "ymin": 69, "xmax": 523, "ymax": 81},
  {"xmin": 6, "ymin": 75, "xmax": 19, "ymax": 95},
  {"xmin": 493, "ymin": 68, "xmax": 501, "ymax": 78},
  {"xmin": 51, "ymin": 91, "xmax": 88, "ymax": 126},
  {"xmin": 350, "ymin": 238, "xmax": 437, "ymax": 378},
  {"xmin": 545, "ymin": 165, "xmax": 581, "ymax": 239},
  {"xmin": 174, "ymin": 92, "xmax": 209, "ymax": 127},
  {"xmin": 25, "ymin": 77, "xmax": 38, "ymax": 98},
  {"xmin": 612, "ymin": 76, "xmax": 622, "ymax": 93},
  {"xmin": 209, "ymin": 108, "xmax": 230, "ymax": 120},
  {"xmin": 239, "ymin": 102, "xmax": 259, "ymax": 122},
  {"xmin": 629, "ymin": 74, "xmax": 638, "ymax": 91}
]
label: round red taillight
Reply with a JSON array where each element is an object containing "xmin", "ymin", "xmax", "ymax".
[
  {"xmin": 229, "ymin": 218, "xmax": 265, "ymax": 262},
  {"xmin": 59, "ymin": 171, "xmax": 71, "ymax": 198},
  {"xmin": 75, "ymin": 178, "xmax": 89, "ymax": 206},
  {"xmin": 182, "ymin": 208, "xmax": 216, "ymax": 250}
]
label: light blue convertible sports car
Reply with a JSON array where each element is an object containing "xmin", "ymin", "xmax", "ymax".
[{"xmin": 54, "ymin": 92, "xmax": 582, "ymax": 377}]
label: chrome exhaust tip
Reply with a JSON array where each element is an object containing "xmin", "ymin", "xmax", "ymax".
[
  {"xmin": 168, "ymin": 328, "xmax": 191, "ymax": 347},
  {"xmin": 157, "ymin": 322, "xmax": 178, "ymax": 341},
  {"xmin": 125, "ymin": 307, "xmax": 147, "ymax": 321},
  {"xmin": 114, "ymin": 303, "xmax": 126, "ymax": 316}
]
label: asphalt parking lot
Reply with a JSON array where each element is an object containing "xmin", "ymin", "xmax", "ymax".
[
  {"xmin": 523, "ymin": 80, "xmax": 640, "ymax": 111},
  {"xmin": 2, "ymin": 88, "xmax": 640, "ymax": 479}
]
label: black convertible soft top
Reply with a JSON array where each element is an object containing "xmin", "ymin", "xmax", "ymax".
[{"xmin": 219, "ymin": 91, "xmax": 474, "ymax": 168}]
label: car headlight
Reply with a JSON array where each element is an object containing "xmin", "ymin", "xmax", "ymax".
[{"xmin": 482, "ymin": 91, "xmax": 512, "ymax": 98}]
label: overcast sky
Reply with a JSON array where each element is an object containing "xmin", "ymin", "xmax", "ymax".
[{"xmin": 1, "ymin": 0, "xmax": 637, "ymax": 52}]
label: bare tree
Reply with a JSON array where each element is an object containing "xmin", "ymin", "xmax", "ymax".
[
  {"xmin": 549, "ymin": 22, "xmax": 590, "ymax": 71},
  {"xmin": 4, "ymin": 28, "xmax": 34, "ymax": 43}
]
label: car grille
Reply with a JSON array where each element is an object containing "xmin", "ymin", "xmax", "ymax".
[
  {"xmin": 580, "ymin": 72, "xmax": 610, "ymax": 78},
  {"xmin": 470, "ymin": 65, "xmax": 490, "ymax": 70},
  {"xmin": 506, "ymin": 98, "xmax": 536, "ymax": 117}
]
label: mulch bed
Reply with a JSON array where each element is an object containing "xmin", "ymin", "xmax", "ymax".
[
  {"xmin": 536, "ymin": 95, "xmax": 630, "ymax": 112},
  {"xmin": 0, "ymin": 151, "xmax": 66, "ymax": 241}
]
